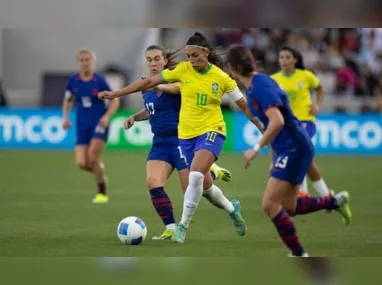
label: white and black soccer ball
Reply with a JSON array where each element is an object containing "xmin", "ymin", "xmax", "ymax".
[{"xmin": 117, "ymin": 216, "xmax": 147, "ymax": 245}]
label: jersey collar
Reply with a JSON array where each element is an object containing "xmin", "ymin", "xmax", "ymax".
[
  {"xmin": 281, "ymin": 68, "xmax": 296, "ymax": 79},
  {"xmin": 194, "ymin": 63, "xmax": 213, "ymax": 76}
]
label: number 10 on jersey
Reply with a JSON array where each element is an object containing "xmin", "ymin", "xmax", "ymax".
[{"xmin": 196, "ymin": 93, "xmax": 208, "ymax": 106}]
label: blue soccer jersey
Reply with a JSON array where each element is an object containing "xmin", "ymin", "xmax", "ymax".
[
  {"xmin": 65, "ymin": 73, "xmax": 111, "ymax": 127},
  {"xmin": 246, "ymin": 73, "xmax": 313, "ymax": 153},
  {"xmin": 142, "ymin": 89, "xmax": 181, "ymax": 138},
  {"xmin": 142, "ymin": 89, "xmax": 187, "ymax": 171},
  {"xmin": 65, "ymin": 72, "xmax": 112, "ymax": 145},
  {"xmin": 246, "ymin": 73, "xmax": 314, "ymax": 184}
]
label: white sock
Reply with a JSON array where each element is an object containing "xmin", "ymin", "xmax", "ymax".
[
  {"xmin": 165, "ymin": 223, "xmax": 176, "ymax": 231},
  {"xmin": 300, "ymin": 177, "xmax": 308, "ymax": 193},
  {"xmin": 180, "ymin": 171, "xmax": 204, "ymax": 228},
  {"xmin": 203, "ymin": 184, "xmax": 235, "ymax": 214},
  {"xmin": 312, "ymin": 178, "xmax": 330, "ymax": 196}
]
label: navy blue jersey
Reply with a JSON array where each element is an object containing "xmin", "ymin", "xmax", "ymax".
[
  {"xmin": 65, "ymin": 73, "xmax": 111, "ymax": 127},
  {"xmin": 142, "ymin": 89, "xmax": 181, "ymax": 137},
  {"xmin": 246, "ymin": 73, "xmax": 312, "ymax": 153}
]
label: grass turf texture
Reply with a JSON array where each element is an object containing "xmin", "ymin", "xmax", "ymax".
[{"xmin": 0, "ymin": 151, "xmax": 381, "ymax": 257}]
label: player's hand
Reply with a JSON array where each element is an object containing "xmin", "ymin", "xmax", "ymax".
[
  {"xmin": 98, "ymin": 91, "xmax": 118, "ymax": 100},
  {"xmin": 309, "ymin": 104, "xmax": 320, "ymax": 116},
  {"xmin": 62, "ymin": 118, "xmax": 71, "ymax": 130},
  {"xmin": 98, "ymin": 115, "xmax": 110, "ymax": 128},
  {"xmin": 243, "ymin": 149, "xmax": 258, "ymax": 169},
  {"xmin": 124, "ymin": 116, "xmax": 135, "ymax": 129}
]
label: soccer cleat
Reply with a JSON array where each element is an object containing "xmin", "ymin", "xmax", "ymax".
[
  {"xmin": 335, "ymin": 191, "xmax": 352, "ymax": 225},
  {"xmin": 152, "ymin": 229, "xmax": 175, "ymax": 240},
  {"xmin": 210, "ymin": 163, "xmax": 232, "ymax": 182},
  {"xmin": 171, "ymin": 223, "xmax": 187, "ymax": 244},
  {"xmin": 92, "ymin": 193, "xmax": 109, "ymax": 204},
  {"xmin": 229, "ymin": 199, "xmax": 247, "ymax": 236},
  {"xmin": 288, "ymin": 252, "xmax": 309, "ymax": 257}
]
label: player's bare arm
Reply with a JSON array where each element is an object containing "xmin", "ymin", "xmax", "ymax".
[
  {"xmin": 157, "ymin": 83, "xmax": 181, "ymax": 94},
  {"xmin": 311, "ymin": 84, "xmax": 324, "ymax": 116},
  {"xmin": 141, "ymin": 76, "xmax": 180, "ymax": 95},
  {"xmin": 99, "ymin": 98, "xmax": 120, "ymax": 128},
  {"xmin": 234, "ymin": 96, "xmax": 265, "ymax": 134},
  {"xmin": 98, "ymin": 74, "xmax": 164, "ymax": 100},
  {"xmin": 134, "ymin": 108, "xmax": 150, "ymax": 121},
  {"xmin": 62, "ymin": 96, "xmax": 74, "ymax": 129},
  {"xmin": 244, "ymin": 107, "xmax": 285, "ymax": 168},
  {"xmin": 258, "ymin": 107, "xmax": 284, "ymax": 149},
  {"xmin": 124, "ymin": 108, "xmax": 150, "ymax": 130}
]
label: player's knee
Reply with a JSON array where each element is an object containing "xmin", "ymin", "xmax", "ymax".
[
  {"xmin": 76, "ymin": 160, "xmax": 88, "ymax": 170},
  {"xmin": 262, "ymin": 198, "xmax": 281, "ymax": 217},
  {"xmin": 147, "ymin": 175, "xmax": 163, "ymax": 189},
  {"xmin": 283, "ymin": 204, "xmax": 297, "ymax": 216},
  {"xmin": 188, "ymin": 171, "xmax": 205, "ymax": 188},
  {"xmin": 87, "ymin": 151, "xmax": 99, "ymax": 166},
  {"xmin": 203, "ymin": 174, "xmax": 213, "ymax": 190},
  {"xmin": 261, "ymin": 200, "xmax": 273, "ymax": 216}
]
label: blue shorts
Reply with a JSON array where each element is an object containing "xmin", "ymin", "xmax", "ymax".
[
  {"xmin": 147, "ymin": 136, "xmax": 188, "ymax": 171},
  {"xmin": 271, "ymin": 148, "xmax": 314, "ymax": 185},
  {"xmin": 76, "ymin": 124, "xmax": 109, "ymax": 145},
  {"xmin": 301, "ymin": 121, "xmax": 316, "ymax": 139},
  {"xmin": 179, "ymin": 132, "xmax": 225, "ymax": 170}
]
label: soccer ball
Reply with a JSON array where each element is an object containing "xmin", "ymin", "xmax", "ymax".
[{"xmin": 117, "ymin": 216, "xmax": 147, "ymax": 245}]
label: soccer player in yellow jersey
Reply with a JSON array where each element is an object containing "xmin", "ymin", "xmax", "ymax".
[
  {"xmin": 271, "ymin": 46, "xmax": 331, "ymax": 198},
  {"xmin": 99, "ymin": 32, "xmax": 261, "ymax": 244}
]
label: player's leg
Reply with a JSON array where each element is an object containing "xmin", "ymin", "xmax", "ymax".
[
  {"xmin": 147, "ymin": 158, "xmax": 177, "ymax": 240},
  {"xmin": 88, "ymin": 138, "xmax": 108, "ymax": 203},
  {"xmin": 300, "ymin": 177, "xmax": 309, "ymax": 196},
  {"xmin": 262, "ymin": 177, "xmax": 308, "ymax": 256},
  {"xmin": 178, "ymin": 169, "xmax": 189, "ymax": 193},
  {"xmin": 202, "ymin": 172, "xmax": 247, "ymax": 236},
  {"xmin": 287, "ymin": 186, "xmax": 352, "ymax": 225},
  {"xmin": 172, "ymin": 132, "xmax": 245, "ymax": 243},
  {"xmin": 75, "ymin": 145, "xmax": 92, "ymax": 172},
  {"xmin": 307, "ymin": 162, "xmax": 330, "ymax": 197},
  {"xmin": 279, "ymin": 149, "xmax": 352, "ymax": 225},
  {"xmin": 75, "ymin": 126, "xmax": 92, "ymax": 172},
  {"xmin": 202, "ymin": 172, "xmax": 234, "ymax": 213},
  {"xmin": 302, "ymin": 121, "xmax": 331, "ymax": 197},
  {"xmin": 178, "ymin": 149, "xmax": 214, "ymax": 228}
]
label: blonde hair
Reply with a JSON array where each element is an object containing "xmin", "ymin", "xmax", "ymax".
[{"xmin": 77, "ymin": 48, "xmax": 96, "ymax": 61}]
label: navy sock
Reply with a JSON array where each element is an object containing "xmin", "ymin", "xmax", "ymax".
[
  {"xmin": 272, "ymin": 209, "xmax": 305, "ymax": 256},
  {"xmin": 97, "ymin": 183, "xmax": 106, "ymax": 195},
  {"xmin": 295, "ymin": 195, "xmax": 337, "ymax": 215},
  {"xmin": 150, "ymin": 187, "xmax": 176, "ymax": 226},
  {"xmin": 210, "ymin": 170, "xmax": 216, "ymax": 180}
]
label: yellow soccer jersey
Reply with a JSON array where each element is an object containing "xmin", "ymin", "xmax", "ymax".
[
  {"xmin": 161, "ymin": 61, "xmax": 237, "ymax": 139},
  {"xmin": 271, "ymin": 69, "xmax": 320, "ymax": 122}
]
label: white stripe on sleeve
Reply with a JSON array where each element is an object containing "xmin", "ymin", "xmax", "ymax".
[{"xmin": 65, "ymin": 90, "xmax": 73, "ymax": 99}]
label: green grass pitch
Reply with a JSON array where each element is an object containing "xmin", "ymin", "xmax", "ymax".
[{"xmin": 0, "ymin": 151, "xmax": 381, "ymax": 257}]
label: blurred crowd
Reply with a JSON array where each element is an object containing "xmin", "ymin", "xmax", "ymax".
[{"xmin": 210, "ymin": 28, "xmax": 382, "ymax": 113}]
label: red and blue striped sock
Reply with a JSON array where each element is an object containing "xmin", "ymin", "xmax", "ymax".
[
  {"xmin": 272, "ymin": 209, "xmax": 305, "ymax": 256},
  {"xmin": 295, "ymin": 194, "xmax": 337, "ymax": 215},
  {"xmin": 97, "ymin": 183, "xmax": 106, "ymax": 195},
  {"xmin": 150, "ymin": 187, "xmax": 175, "ymax": 226}
]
